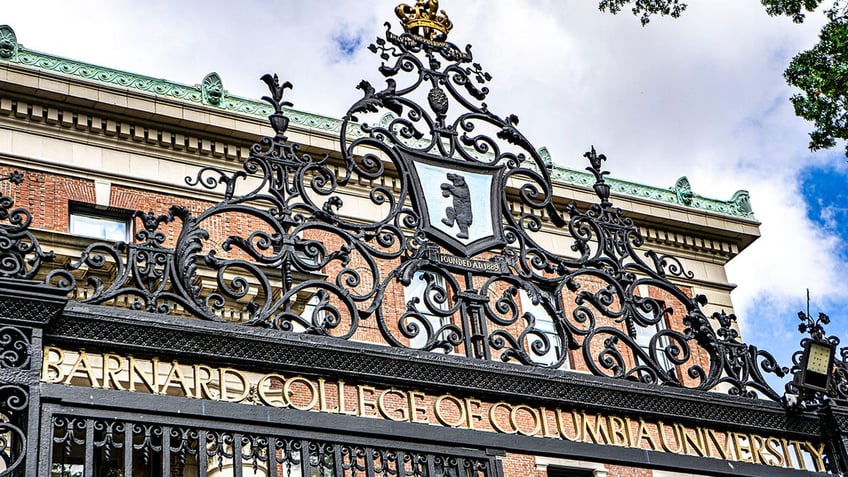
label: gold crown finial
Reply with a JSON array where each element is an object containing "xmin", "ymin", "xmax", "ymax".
[{"xmin": 395, "ymin": 0, "xmax": 453, "ymax": 42}]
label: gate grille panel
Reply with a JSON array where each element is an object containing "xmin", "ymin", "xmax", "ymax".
[{"xmin": 46, "ymin": 414, "xmax": 498, "ymax": 477}]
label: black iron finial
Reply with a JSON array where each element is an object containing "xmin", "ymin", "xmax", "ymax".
[
  {"xmin": 260, "ymin": 74, "xmax": 293, "ymax": 138},
  {"xmin": 798, "ymin": 291, "xmax": 831, "ymax": 342},
  {"xmin": 584, "ymin": 146, "xmax": 611, "ymax": 207}
]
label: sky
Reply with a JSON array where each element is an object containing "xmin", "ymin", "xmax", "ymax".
[{"xmin": 4, "ymin": 1, "xmax": 847, "ymax": 388}]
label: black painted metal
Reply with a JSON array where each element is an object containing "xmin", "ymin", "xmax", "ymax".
[
  {"xmin": 48, "ymin": 18, "xmax": 788, "ymax": 402},
  {"xmin": 784, "ymin": 310, "xmax": 847, "ymax": 411},
  {"xmin": 39, "ymin": 400, "xmax": 501, "ymax": 477},
  {"xmin": 0, "ymin": 7, "xmax": 847, "ymax": 477},
  {"xmin": 0, "ymin": 277, "xmax": 69, "ymax": 476}
]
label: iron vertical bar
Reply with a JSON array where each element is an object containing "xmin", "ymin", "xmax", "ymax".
[
  {"xmin": 233, "ymin": 432, "xmax": 243, "ymax": 477},
  {"xmin": 333, "ymin": 443, "xmax": 344, "ymax": 477},
  {"xmin": 364, "ymin": 446, "xmax": 375, "ymax": 477},
  {"xmin": 426, "ymin": 455, "xmax": 436, "ymax": 477},
  {"xmin": 492, "ymin": 457, "xmax": 505, "ymax": 477},
  {"xmin": 454, "ymin": 457, "xmax": 465, "ymax": 477},
  {"xmin": 198, "ymin": 430, "xmax": 208, "ymax": 477},
  {"xmin": 36, "ymin": 406, "xmax": 54, "ymax": 477},
  {"xmin": 162, "ymin": 425, "xmax": 171, "ymax": 477},
  {"xmin": 301, "ymin": 439, "xmax": 312, "ymax": 476},
  {"xmin": 267, "ymin": 435, "xmax": 277, "ymax": 477},
  {"xmin": 463, "ymin": 272, "xmax": 489, "ymax": 360},
  {"xmin": 25, "ymin": 328, "xmax": 42, "ymax": 477},
  {"xmin": 396, "ymin": 450, "xmax": 406, "ymax": 477},
  {"xmin": 83, "ymin": 419, "xmax": 94, "ymax": 477},
  {"xmin": 123, "ymin": 421, "xmax": 132, "ymax": 477}
]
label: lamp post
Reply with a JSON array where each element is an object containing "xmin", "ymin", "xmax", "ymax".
[{"xmin": 783, "ymin": 304, "xmax": 848, "ymax": 474}]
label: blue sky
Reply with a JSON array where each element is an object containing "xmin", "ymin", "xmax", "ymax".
[{"xmin": 3, "ymin": 0, "xmax": 847, "ymax": 394}]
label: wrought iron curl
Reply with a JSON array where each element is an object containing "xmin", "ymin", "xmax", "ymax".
[
  {"xmin": 0, "ymin": 171, "xmax": 67, "ymax": 282},
  {"xmin": 37, "ymin": 7, "xmax": 795, "ymax": 403}
]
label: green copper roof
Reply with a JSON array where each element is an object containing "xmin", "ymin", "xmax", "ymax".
[{"xmin": 0, "ymin": 25, "xmax": 754, "ymax": 219}]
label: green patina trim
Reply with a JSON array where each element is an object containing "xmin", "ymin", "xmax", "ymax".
[
  {"xmin": 0, "ymin": 24, "xmax": 353, "ymax": 137},
  {"xmin": 0, "ymin": 25, "xmax": 753, "ymax": 219},
  {"xmin": 548, "ymin": 165, "xmax": 755, "ymax": 219}
]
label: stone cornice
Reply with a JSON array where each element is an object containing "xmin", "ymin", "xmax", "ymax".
[
  {"xmin": 0, "ymin": 33, "xmax": 756, "ymax": 220},
  {"xmin": 0, "ymin": 92, "xmax": 758, "ymax": 259}
]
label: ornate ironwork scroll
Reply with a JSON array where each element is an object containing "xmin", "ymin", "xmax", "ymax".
[
  {"xmin": 0, "ymin": 171, "xmax": 53, "ymax": 280},
  {"xmin": 0, "ymin": 172, "xmax": 74, "ymax": 476},
  {"xmin": 0, "ymin": 326, "xmax": 31, "ymax": 476},
  {"xmin": 59, "ymin": 3, "xmax": 788, "ymax": 402}
]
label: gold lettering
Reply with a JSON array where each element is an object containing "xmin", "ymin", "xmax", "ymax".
[
  {"xmin": 193, "ymin": 364, "xmax": 216, "ymax": 400},
  {"xmin": 41, "ymin": 346, "xmax": 66, "ymax": 384},
  {"xmin": 128, "ymin": 356, "xmax": 159, "ymax": 394},
  {"xmin": 581, "ymin": 412, "xmax": 611, "ymax": 445},
  {"xmin": 608, "ymin": 416, "xmax": 628, "ymax": 447},
  {"xmin": 781, "ymin": 438, "xmax": 794, "ymax": 469},
  {"xmin": 377, "ymin": 388, "xmax": 408, "ymax": 421},
  {"xmin": 317, "ymin": 378, "xmax": 336, "ymax": 413},
  {"xmin": 434, "ymin": 394, "xmax": 465, "ymax": 428},
  {"xmin": 219, "ymin": 368, "xmax": 250, "ymax": 403},
  {"xmin": 789, "ymin": 440, "xmax": 807, "ymax": 471},
  {"xmin": 407, "ymin": 390, "xmax": 428, "ymax": 423},
  {"xmin": 806, "ymin": 442, "xmax": 826, "ymax": 472},
  {"xmin": 338, "ymin": 380, "xmax": 357, "ymax": 416},
  {"xmin": 658, "ymin": 421, "xmax": 683, "ymax": 453},
  {"xmin": 680, "ymin": 425, "xmax": 707, "ymax": 457},
  {"xmin": 635, "ymin": 419, "xmax": 659, "ymax": 451},
  {"xmin": 764, "ymin": 437, "xmax": 784, "ymax": 467},
  {"xmin": 44, "ymin": 346, "xmax": 832, "ymax": 470},
  {"xmin": 540, "ymin": 407, "xmax": 558, "ymax": 438},
  {"xmin": 101, "ymin": 354, "xmax": 126, "ymax": 391},
  {"xmin": 64, "ymin": 351, "xmax": 101, "ymax": 388},
  {"xmin": 748, "ymin": 434, "xmax": 766, "ymax": 465},
  {"xmin": 510, "ymin": 404, "xmax": 541, "ymax": 437},
  {"xmin": 356, "ymin": 385, "xmax": 377, "ymax": 417},
  {"xmin": 489, "ymin": 402, "xmax": 516, "ymax": 434},
  {"xmin": 463, "ymin": 397, "xmax": 483, "ymax": 430},
  {"xmin": 704, "ymin": 428, "xmax": 730, "ymax": 460},
  {"xmin": 160, "ymin": 361, "xmax": 193, "ymax": 398},
  {"xmin": 732, "ymin": 433, "xmax": 754, "ymax": 463},
  {"xmin": 284, "ymin": 376, "xmax": 318, "ymax": 410},
  {"xmin": 257, "ymin": 374, "xmax": 288, "ymax": 407},
  {"xmin": 555, "ymin": 409, "xmax": 580, "ymax": 442}
]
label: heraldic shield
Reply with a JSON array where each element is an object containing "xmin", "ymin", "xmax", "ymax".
[
  {"xmin": 404, "ymin": 149, "xmax": 505, "ymax": 257},
  {"xmin": 339, "ymin": 12, "xmax": 563, "ymax": 263}
]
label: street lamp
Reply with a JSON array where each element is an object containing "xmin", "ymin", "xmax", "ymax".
[{"xmin": 797, "ymin": 338, "xmax": 836, "ymax": 394}]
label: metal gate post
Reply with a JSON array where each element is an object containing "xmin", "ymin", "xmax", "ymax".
[
  {"xmin": 820, "ymin": 402, "xmax": 848, "ymax": 475},
  {"xmin": 0, "ymin": 279, "xmax": 69, "ymax": 476}
]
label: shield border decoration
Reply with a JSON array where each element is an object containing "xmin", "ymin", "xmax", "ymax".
[{"xmin": 400, "ymin": 148, "xmax": 506, "ymax": 257}]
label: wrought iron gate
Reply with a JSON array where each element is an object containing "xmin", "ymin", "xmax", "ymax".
[{"xmin": 40, "ymin": 404, "xmax": 501, "ymax": 477}]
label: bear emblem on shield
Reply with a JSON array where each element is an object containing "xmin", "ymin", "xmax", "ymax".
[{"xmin": 440, "ymin": 173, "xmax": 473, "ymax": 239}]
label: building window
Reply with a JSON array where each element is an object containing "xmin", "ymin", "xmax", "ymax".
[
  {"xmin": 548, "ymin": 469, "xmax": 594, "ymax": 477},
  {"xmin": 519, "ymin": 289, "xmax": 568, "ymax": 368},
  {"xmin": 536, "ymin": 457, "xmax": 607, "ymax": 477},
  {"xmin": 69, "ymin": 205, "xmax": 131, "ymax": 242}
]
